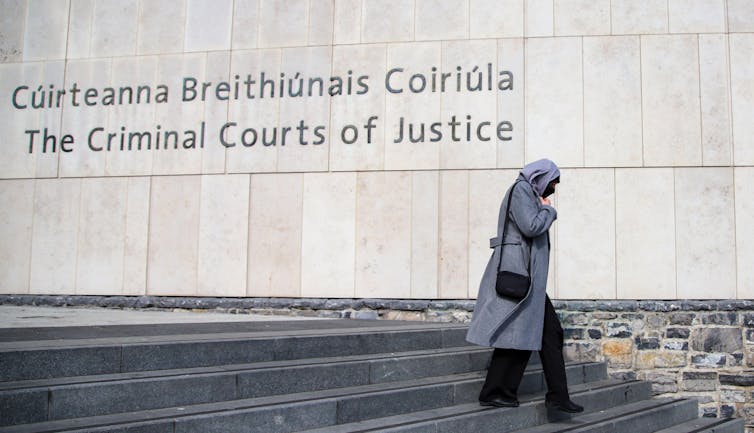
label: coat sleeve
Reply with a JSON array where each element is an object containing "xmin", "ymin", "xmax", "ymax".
[{"xmin": 509, "ymin": 183, "xmax": 557, "ymax": 238}]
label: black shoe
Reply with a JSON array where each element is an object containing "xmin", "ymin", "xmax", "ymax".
[
  {"xmin": 545, "ymin": 400, "xmax": 584, "ymax": 413},
  {"xmin": 480, "ymin": 397, "xmax": 519, "ymax": 408}
]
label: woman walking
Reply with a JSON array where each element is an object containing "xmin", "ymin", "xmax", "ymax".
[{"xmin": 466, "ymin": 159, "xmax": 583, "ymax": 413}]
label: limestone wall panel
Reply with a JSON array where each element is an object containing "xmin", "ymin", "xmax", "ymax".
[
  {"xmin": 440, "ymin": 40, "xmax": 497, "ymax": 169},
  {"xmin": 137, "ymin": 0, "xmax": 186, "ymax": 55},
  {"xmin": 308, "ymin": 0, "xmax": 334, "ymax": 45},
  {"xmin": 23, "ymin": 0, "xmax": 69, "ymax": 61},
  {"xmin": 184, "ymin": 0, "xmax": 233, "ymax": 52},
  {"xmin": 362, "ymin": 0, "xmax": 414, "ymax": 43},
  {"xmin": 668, "ymin": 0, "xmax": 726, "ymax": 34},
  {"xmin": 497, "ymin": 38, "xmax": 525, "ymax": 169},
  {"xmin": 470, "ymin": 0, "xmax": 524, "ymax": 38},
  {"xmin": 615, "ymin": 168, "xmax": 676, "ymax": 299},
  {"xmin": 232, "ymin": 0, "xmax": 260, "ymax": 50},
  {"xmin": 277, "ymin": 46, "xmax": 332, "ymax": 173},
  {"xmin": 525, "ymin": 37, "xmax": 583, "ymax": 167},
  {"xmin": 1, "ymin": 0, "xmax": 26, "ymax": 62},
  {"xmin": 524, "ymin": 0, "xmax": 553, "ymax": 37},
  {"xmin": 200, "ymin": 51, "xmax": 231, "ymax": 174},
  {"xmin": 556, "ymin": 169, "xmax": 615, "ymax": 299},
  {"xmin": 384, "ymin": 42, "xmax": 441, "ymax": 170},
  {"xmin": 151, "ymin": 53, "xmax": 208, "ymax": 175},
  {"xmin": 583, "ymin": 36, "xmax": 642, "ymax": 167},
  {"xmin": 355, "ymin": 172, "xmax": 412, "ymax": 298},
  {"xmin": 76, "ymin": 178, "xmax": 128, "ymax": 295},
  {"xmin": 439, "ymin": 170, "xmax": 468, "ymax": 299},
  {"xmin": 0, "ymin": 180, "xmax": 34, "ymax": 294},
  {"xmin": 227, "ymin": 49, "xmax": 281, "ymax": 173},
  {"xmin": 198, "ymin": 174, "xmax": 249, "ymax": 297},
  {"xmin": 90, "ymin": 0, "xmax": 138, "ymax": 58},
  {"xmin": 59, "ymin": 58, "xmax": 111, "ymax": 177},
  {"xmin": 29, "ymin": 179, "xmax": 81, "ymax": 294},
  {"xmin": 641, "ymin": 35, "xmax": 702, "ymax": 167},
  {"xmin": 730, "ymin": 34, "xmax": 754, "ymax": 165},
  {"xmin": 105, "ymin": 56, "xmax": 157, "ymax": 176},
  {"xmin": 301, "ymin": 172, "xmax": 356, "ymax": 298},
  {"xmin": 415, "ymin": 0, "xmax": 469, "ymax": 41},
  {"xmin": 735, "ymin": 168, "xmax": 754, "ymax": 298},
  {"xmin": 249, "ymin": 173, "xmax": 303, "ymax": 297},
  {"xmin": 554, "ymin": 0, "xmax": 610, "ymax": 36},
  {"xmin": 0, "ymin": 61, "xmax": 63, "ymax": 179},
  {"xmin": 410, "ymin": 171, "xmax": 439, "ymax": 299},
  {"xmin": 329, "ymin": 44, "xmax": 386, "ymax": 171},
  {"xmin": 123, "ymin": 177, "xmax": 150, "ymax": 295},
  {"xmin": 147, "ymin": 175, "xmax": 201, "ymax": 296},
  {"xmin": 699, "ymin": 34, "xmax": 732, "ymax": 166},
  {"xmin": 610, "ymin": 0, "xmax": 668, "ymax": 35},
  {"xmin": 258, "ymin": 0, "xmax": 308, "ymax": 48},
  {"xmin": 675, "ymin": 168, "xmax": 736, "ymax": 299},
  {"xmin": 333, "ymin": 0, "xmax": 362, "ymax": 44},
  {"xmin": 728, "ymin": 0, "xmax": 754, "ymax": 32},
  {"xmin": 66, "ymin": 0, "xmax": 94, "ymax": 59}
]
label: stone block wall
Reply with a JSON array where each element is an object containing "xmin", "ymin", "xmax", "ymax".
[{"xmin": 553, "ymin": 301, "xmax": 754, "ymax": 423}]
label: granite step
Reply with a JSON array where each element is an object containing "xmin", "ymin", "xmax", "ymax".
[
  {"xmin": 509, "ymin": 398, "xmax": 698, "ymax": 433},
  {"xmin": 652, "ymin": 416, "xmax": 747, "ymax": 433},
  {"xmin": 298, "ymin": 379, "xmax": 653, "ymax": 433},
  {"xmin": 0, "ymin": 373, "xmax": 651, "ymax": 433},
  {"xmin": 0, "ymin": 322, "xmax": 472, "ymax": 381},
  {"xmin": 0, "ymin": 345, "xmax": 493, "ymax": 426}
]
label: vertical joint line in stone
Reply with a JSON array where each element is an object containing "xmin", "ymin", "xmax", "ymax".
[
  {"xmin": 306, "ymin": 0, "xmax": 312, "ymax": 45},
  {"xmin": 121, "ymin": 180, "xmax": 130, "ymax": 294},
  {"xmin": 609, "ymin": 0, "xmax": 613, "ymax": 35},
  {"xmin": 465, "ymin": 170, "xmax": 471, "ymax": 298},
  {"xmin": 732, "ymin": 169, "xmax": 739, "ymax": 299},
  {"xmin": 246, "ymin": 174, "xmax": 254, "ymax": 297},
  {"xmin": 27, "ymin": 180, "xmax": 39, "ymax": 294},
  {"xmin": 639, "ymin": 36, "xmax": 645, "ymax": 167},
  {"xmin": 612, "ymin": 168, "xmax": 617, "ymax": 299},
  {"xmin": 353, "ymin": 172, "xmax": 359, "ymax": 298},
  {"xmin": 672, "ymin": 168, "xmax": 678, "ymax": 299},
  {"xmin": 409, "ymin": 172, "xmax": 414, "ymax": 298},
  {"xmin": 194, "ymin": 176, "xmax": 203, "ymax": 296},
  {"xmin": 58, "ymin": 0, "xmax": 75, "ymax": 179},
  {"xmin": 666, "ymin": 0, "xmax": 671, "ymax": 33},
  {"xmin": 145, "ymin": 177, "xmax": 154, "ymax": 295},
  {"xmin": 725, "ymin": 33, "xmax": 735, "ymax": 166},
  {"xmin": 256, "ymin": 0, "xmax": 262, "ymax": 50},
  {"xmin": 413, "ymin": 0, "xmax": 417, "ymax": 40},
  {"xmin": 551, "ymin": 0, "xmax": 555, "ymax": 36},
  {"xmin": 74, "ymin": 179, "xmax": 84, "ymax": 294},
  {"xmin": 697, "ymin": 34, "xmax": 704, "ymax": 166},
  {"xmin": 435, "ymin": 170, "xmax": 440, "ymax": 299},
  {"xmin": 581, "ymin": 36, "xmax": 585, "ymax": 167},
  {"xmin": 360, "ymin": 0, "xmax": 365, "ymax": 44}
]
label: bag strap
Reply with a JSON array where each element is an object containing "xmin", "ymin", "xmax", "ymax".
[{"xmin": 495, "ymin": 180, "xmax": 531, "ymax": 273}]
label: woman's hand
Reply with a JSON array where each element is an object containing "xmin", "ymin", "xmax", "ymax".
[{"xmin": 539, "ymin": 196, "xmax": 551, "ymax": 206}]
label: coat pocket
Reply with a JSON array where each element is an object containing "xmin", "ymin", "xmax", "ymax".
[{"xmin": 499, "ymin": 242, "xmax": 528, "ymax": 275}]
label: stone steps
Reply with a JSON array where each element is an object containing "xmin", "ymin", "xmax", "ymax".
[
  {"xmin": 0, "ymin": 319, "xmax": 744, "ymax": 433},
  {"xmin": 652, "ymin": 417, "xmax": 747, "ymax": 433}
]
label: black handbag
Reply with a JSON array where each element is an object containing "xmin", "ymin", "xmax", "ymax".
[{"xmin": 494, "ymin": 181, "xmax": 531, "ymax": 300}]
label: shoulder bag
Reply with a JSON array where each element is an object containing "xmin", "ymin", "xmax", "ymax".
[{"xmin": 495, "ymin": 181, "xmax": 531, "ymax": 300}]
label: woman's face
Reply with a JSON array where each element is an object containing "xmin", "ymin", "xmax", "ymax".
[{"xmin": 543, "ymin": 180, "xmax": 558, "ymax": 198}]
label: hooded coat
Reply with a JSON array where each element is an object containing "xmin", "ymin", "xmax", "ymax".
[{"xmin": 466, "ymin": 159, "xmax": 560, "ymax": 350}]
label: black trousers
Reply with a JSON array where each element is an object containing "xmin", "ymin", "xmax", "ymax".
[{"xmin": 479, "ymin": 295, "xmax": 569, "ymax": 403}]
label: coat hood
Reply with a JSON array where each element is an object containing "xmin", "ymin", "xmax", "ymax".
[{"xmin": 520, "ymin": 159, "xmax": 560, "ymax": 197}]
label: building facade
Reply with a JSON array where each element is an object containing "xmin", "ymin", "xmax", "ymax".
[{"xmin": 1, "ymin": 0, "xmax": 754, "ymax": 422}]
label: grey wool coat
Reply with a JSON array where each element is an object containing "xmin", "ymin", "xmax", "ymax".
[{"xmin": 466, "ymin": 175, "xmax": 558, "ymax": 351}]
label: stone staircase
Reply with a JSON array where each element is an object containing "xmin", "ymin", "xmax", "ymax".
[{"xmin": 0, "ymin": 319, "xmax": 744, "ymax": 433}]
